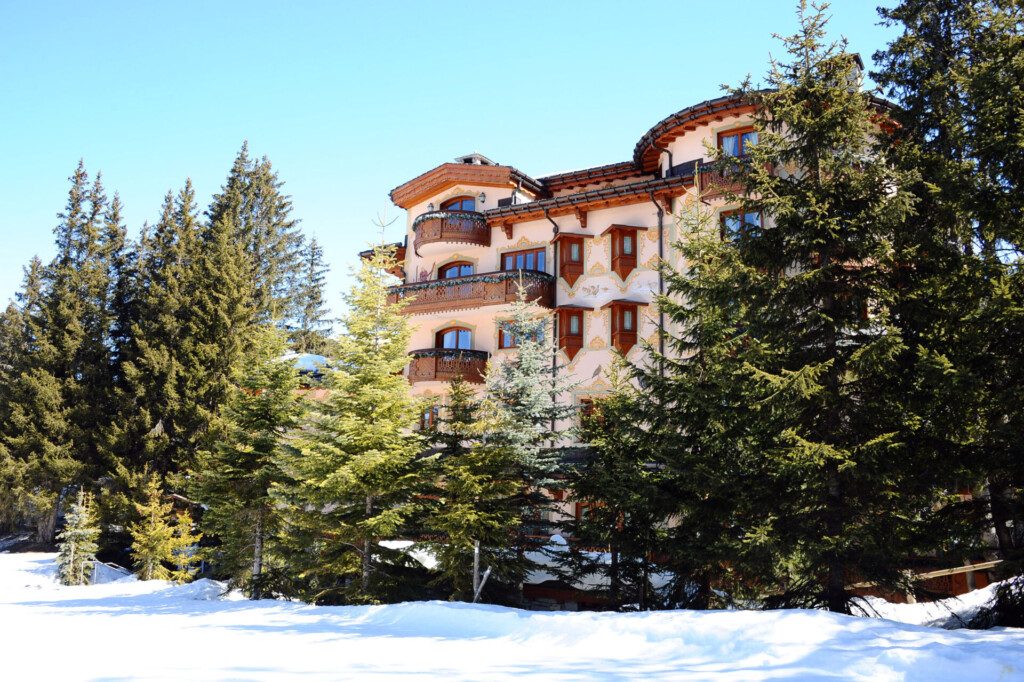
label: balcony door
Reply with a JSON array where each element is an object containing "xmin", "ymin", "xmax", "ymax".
[{"xmin": 439, "ymin": 261, "xmax": 474, "ymax": 279}]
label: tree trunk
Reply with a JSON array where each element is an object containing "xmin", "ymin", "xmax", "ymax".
[
  {"xmin": 251, "ymin": 512, "xmax": 264, "ymax": 600},
  {"xmin": 362, "ymin": 495, "xmax": 373, "ymax": 595},
  {"xmin": 988, "ymin": 479, "xmax": 1017, "ymax": 559},
  {"xmin": 37, "ymin": 501, "xmax": 59, "ymax": 544}
]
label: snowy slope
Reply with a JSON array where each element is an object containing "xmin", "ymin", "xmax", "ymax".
[{"xmin": 1, "ymin": 552, "xmax": 1022, "ymax": 681}]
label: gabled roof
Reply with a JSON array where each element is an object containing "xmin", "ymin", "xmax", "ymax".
[
  {"xmin": 389, "ymin": 162, "xmax": 545, "ymax": 209},
  {"xmin": 538, "ymin": 161, "xmax": 650, "ymax": 192}
]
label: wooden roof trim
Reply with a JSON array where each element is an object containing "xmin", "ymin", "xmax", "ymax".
[
  {"xmin": 538, "ymin": 161, "xmax": 651, "ymax": 191},
  {"xmin": 556, "ymin": 304, "xmax": 595, "ymax": 311},
  {"xmin": 484, "ymin": 174, "xmax": 690, "ymax": 225},
  {"xmin": 389, "ymin": 163, "xmax": 544, "ymax": 209},
  {"xmin": 551, "ymin": 232, "xmax": 595, "ymax": 243},
  {"xmin": 600, "ymin": 298, "xmax": 650, "ymax": 309},
  {"xmin": 600, "ymin": 224, "xmax": 649, "ymax": 236}
]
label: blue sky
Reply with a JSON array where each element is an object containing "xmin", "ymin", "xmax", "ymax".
[{"xmin": 0, "ymin": 1, "xmax": 900, "ymax": 310}]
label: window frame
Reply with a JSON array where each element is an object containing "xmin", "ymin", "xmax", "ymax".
[
  {"xmin": 440, "ymin": 195, "xmax": 476, "ymax": 212},
  {"xmin": 435, "ymin": 326, "xmax": 473, "ymax": 350},
  {"xmin": 719, "ymin": 209, "xmax": 763, "ymax": 242},
  {"xmin": 717, "ymin": 126, "xmax": 758, "ymax": 158},
  {"xmin": 438, "ymin": 261, "xmax": 474, "ymax": 279},
  {"xmin": 501, "ymin": 247, "xmax": 547, "ymax": 273}
]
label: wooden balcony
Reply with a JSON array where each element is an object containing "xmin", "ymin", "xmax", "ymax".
[
  {"xmin": 389, "ymin": 270, "xmax": 554, "ymax": 315},
  {"xmin": 412, "ymin": 210, "xmax": 489, "ymax": 256},
  {"xmin": 407, "ymin": 349, "xmax": 488, "ymax": 384}
]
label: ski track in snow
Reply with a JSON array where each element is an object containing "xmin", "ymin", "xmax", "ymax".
[{"xmin": 1, "ymin": 552, "xmax": 1022, "ymax": 681}]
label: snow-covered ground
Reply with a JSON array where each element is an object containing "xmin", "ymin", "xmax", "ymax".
[{"xmin": 1, "ymin": 552, "xmax": 1022, "ymax": 681}]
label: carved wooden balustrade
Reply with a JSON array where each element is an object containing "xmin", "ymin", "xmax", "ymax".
[
  {"xmin": 412, "ymin": 210, "xmax": 489, "ymax": 254},
  {"xmin": 407, "ymin": 349, "xmax": 488, "ymax": 384},
  {"xmin": 389, "ymin": 270, "xmax": 554, "ymax": 315}
]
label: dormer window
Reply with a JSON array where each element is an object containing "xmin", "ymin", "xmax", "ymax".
[
  {"xmin": 439, "ymin": 261, "xmax": 474, "ymax": 279},
  {"xmin": 441, "ymin": 196, "xmax": 476, "ymax": 212},
  {"xmin": 718, "ymin": 127, "xmax": 757, "ymax": 158}
]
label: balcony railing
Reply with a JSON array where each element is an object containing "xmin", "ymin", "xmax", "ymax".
[
  {"xmin": 407, "ymin": 348, "xmax": 488, "ymax": 384},
  {"xmin": 412, "ymin": 210, "xmax": 489, "ymax": 255},
  {"xmin": 389, "ymin": 270, "xmax": 554, "ymax": 315},
  {"xmin": 667, "ymin": 158, "xmax": 769, "ymax": 198}
]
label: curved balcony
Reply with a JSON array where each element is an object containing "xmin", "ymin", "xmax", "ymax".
[
  {"xmin": 389, "ymin": 270, "xmax": 554, "ymax": 315},
  {"xmin": 412, "ymin": 210, "xmax": 489, "ymax": 256},
  {"xmin": 408, "ymin": 348, "xmax": 488, "ymax": 384}
]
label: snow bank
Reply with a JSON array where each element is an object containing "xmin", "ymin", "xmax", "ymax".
[
  {"xmin": 853, "ymin": 580, "xmax": 1006, "ymax": 629},
  {"xmin": 1, "ymin": 552, "xmax": 1021, "ymax": 681}
]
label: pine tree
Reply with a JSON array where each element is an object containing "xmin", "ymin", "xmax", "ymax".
[
  {"xmin": 56, "ymin": 489, "xmax": 100, "ymax": 586},
  {"xmin": 472, "ymin": 284, "xmax": 577, "ymax": 602},
  {"xmin": 289, "ymin": 237, "xmax": 332, "ymax": 354},
  {"xmin": 129, "ymin": 474, "xmax": 178, "ymax": 581},
  {"xmin": 275, "ymin": 245, "xmax": 423, "ymax": 604},
  {"xmin": 193, "ymin": 326, "xmax": 301, "ymax": 598},
  {"xmin": 425, "ymin": 375, "xmax": 518, "ymax": 601}
]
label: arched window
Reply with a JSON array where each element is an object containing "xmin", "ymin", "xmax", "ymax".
[
  {"xmin": 435, "ymin": 327, "xmax": 472, "ymax": 350},
  {"xmin": 439, "ymin": 261, "xmax": 474, "ymax": 279},
  {"xmin": 440, "ymin": 195, "xmax": 476, "ymax": 212}
]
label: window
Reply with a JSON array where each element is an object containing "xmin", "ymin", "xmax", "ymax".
[
  {"xmin": 720, "ymin": 210, "xmax": 762, "ymax": 242},
  {"xmin": 436, "ymin": 327, "xmax": 472, "ymax": 350},
  {"xmin": 439, "ymin": 261, "xmax": 474, "ymax": 279},
  {"xmin": 502, "ymin": 248, "xmax": 546, "ymax": 272},
  {"xmin": 557, "ymin": 307, "xmax": 588, "ymax": 360},
  {"xmin": 718, "ymin": 127, "xmax": 757, "ymax": 158},
  {"xmin": 440, "ymin": 196, "xmax": 476, "ymax": 212},
  {"xmin": 603, "ymin": 225, "xmax": 644, "ymax": 280},
  {"xmin": 555, "ymin": 234, "xmax": 587, "ymax": 286},
  {"xmin": 420, "ymin": 405, "xmax": 440, "ymax": 431},
  {"xmin": 498, "ymin": 323, "xmax": 543, "ymax": 349},
  {"xmin": 603, "ymin": 299, "xmax": 646, "ymax": 354}
]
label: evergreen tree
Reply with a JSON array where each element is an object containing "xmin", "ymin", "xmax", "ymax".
[
  {"xmin": 275, "ymin": 245, "xmax": 423, "ymax": 604},
  {"xmin": 721, "ymin": 1, "xmax": 935, "ymax": 611},
  {"xmin": 193, "ymin": 326, "xmax": 301, "ymax": 598},
  {"xmin": 425, "ymin": 376, "xmax": 518, "ymax": 601},
  {"xmin": 289, "ymin": 237, "xmax": 332, "ymax": 354},
  {"xmin": 2, "ymin": 257, "xmax": 81, "ymax": 542},
  {"xmin": 208, "ymin": 143, "xmax": 305, "ymax": 324},
  {"xmin": 129, "ymin": 474, "xmax": 178, "ymax": 581},
  {"xmin": 170, "ymin": 510, "xmax": 203, "ymax": 584},
  {"xmin": 875, "ymin": 0, "xmax": 1024, "ymax": 568},
  {"xmin": 56, "ymin": 489, "xmax": 100, "ymax": 586},
  {"xmin": 472, "ymin": 284, "xmax": 577, "ymax": 602},
  {"xmin": 562, "ymin": 366, "xmax": 670, "ymax": 611}
]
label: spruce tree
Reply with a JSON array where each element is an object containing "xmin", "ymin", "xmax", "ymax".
[
  {"xmin": 208, "ymin": 143, "xmax": 305, "ymax": 324},
  {"xmin": 3, "ymin": 257, "xmax": 81, "ymax": 542},
  {"xmin": 875, "ymin": 0, "xmax": 1024, "ymax": 568},
  {"xmin": 290, "ymin": 237, "xmax": 332, "ymax": 354},
  {"xmin": 275, "ymin": 245, "xmax": 423, "ymax": 604},
  {"xmin": 129, "ymin": 474, "xmax": 178, "ymax": 581},
  {"xmin": 56, "ymin": 489, "xmax": 100, "ymax": 586},
  {"xmin": 425, "ymin": 375, "xmax": 518, "ymax": 601},
  {"xmin": 562, "ymin": 366, "xmax": 670, "ymax": 611},
  {"xmin": 193, "ymin": 326, "xmax": 301, "ymax": 598},
  {"xmin": 170, "ymin": 510, "xmax": 203, "ymax": 584},
  {"xmin": 719, "ymin": 1, "xmax": 932, "ymax": 611},
  {"xmin": 473, "ymin": 284, "xmax": 577, "ymax": 602}
]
